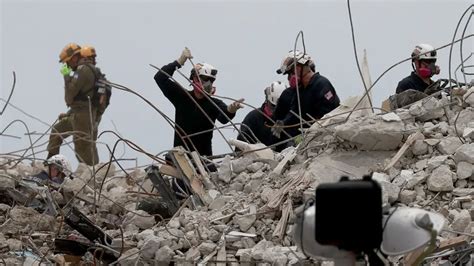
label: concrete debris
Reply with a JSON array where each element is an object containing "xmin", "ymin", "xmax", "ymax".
[
  {"xmin": 437, "ymin": 137, "xmax": 463, "ymax": 155},
  {"xmin": 427, "ymin": 165, "xmax": 454, "ymax": 192},
  {"xmin": 334, "ymin": 115, "xmax": 405, "ymax": 150},
  {"xmin": 455, "ymin": 143, "xmax": 474, "ymax": 164},
  {"xmin": 3, "ymin": 95, "xmax": 474, "ymax": 265}
]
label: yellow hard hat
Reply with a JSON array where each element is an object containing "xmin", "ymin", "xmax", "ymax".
[
  {"xmin": 59, "ymin": 43, "xmax": 81, "ymax": 63},
  {"xmin": 80, "ymin": 45, "xmax": 96, "ymax": 58}
]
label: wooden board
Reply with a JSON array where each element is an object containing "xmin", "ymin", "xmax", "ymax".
[{"xmin": 170, "ymin": 147, "xmax": 211, "ymax": 205}]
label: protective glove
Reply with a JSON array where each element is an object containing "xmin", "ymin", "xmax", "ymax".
[
  {"xmin": 227, "ymin": 98, "xmax": 245, "ymax": 113},
  {"xmin": 271, "ymin": 120, "xmax": 284, "ymax": 138},
  {"xmin": 177, "ymin": 47, "xmax": 193, "ymax": 66},
  {"xmin": 60, "ymin": 64, "xmax": 72, "ymax": 76}
]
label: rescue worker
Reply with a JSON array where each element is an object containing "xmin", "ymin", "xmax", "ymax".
[
  {"xmin": 47, "ymin": 43, "xmax": 101, "ymax": 166},
  {"xmin": 154, "ymin": 47, "xmax": 244, "ymax": 156},
  {"xmin": 236, "ymin": 81, "xmax": 286, "ymax": 147},
  {"xmin": 271, "ymin": 50, "xmax": 340, "ymax": 138},
  {"xmin": 390, "ymin": 44, "xmax": 441, "ymax": 108},
  {"xmin": 396, "ymin": 44, "xmax": 440, "ymax": 93},
  {"xmin": 30, "ymin": 154, "xmax": 72, "ymax": 185},
  {"xmin": 80, "ymin": 45, "xmax": 112, "ymax": 142}
]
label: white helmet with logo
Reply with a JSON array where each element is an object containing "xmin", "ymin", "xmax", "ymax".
[
  {"xmin": 411, "ymin": 44, "xmax": 437, "ymax": 61},
  {"xmin": 46, "ymin": 154, "xmax": 72, "ymax": 176},
  {"xmin": 276, "ymin": 50, "xmax": 312, "ymax": 74},
  {"xmin": 265, "ymin": 81, "xmax": 287, "ymax": 105},
  {"xmin": 191, "ymin": 63, "xmax": 218, "ymax": 81}
]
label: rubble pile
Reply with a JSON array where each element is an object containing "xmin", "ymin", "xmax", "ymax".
[{"xmin": 2, "ymin": 90, "xmax": 474, "ymax": 265}]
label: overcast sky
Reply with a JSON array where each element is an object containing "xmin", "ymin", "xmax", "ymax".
[{"xmin": 1, "ymin": 0, "xmax": 472, "ymax": 169}]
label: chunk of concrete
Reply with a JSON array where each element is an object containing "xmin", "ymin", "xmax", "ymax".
[
  {"xmin": 140, "ymin": 237, "xmax": 161, "ymax": 259},
  {"xmin": 399, "ymin": 190, "xmax": 417, "ymax": 204},
  {"xmin": 455, "ymin": 144, "xmax": 474, "ymax": 164},
  {"xmin": 405, "ymin": 171, "xmax": 427, "ymax": 189},
  {"xmin": 437, "ymin": 137, "xmax": 463, "ymax": 155},
  {"xmin": 457, "ymin": 162, "xmax": 473, "ymax": 180},
  {"xmin": 382, "ymin": 112, "xmax": 401, "ymax": 122},
  {"xmin": 155, "ymin": 245, "xmax": 175, "ymax": 263},
  {"xmin": 235, "ymin": 205, "xmax": 257, "ymax": 232},
  {"xmin": 334, "ymin": 116, "xmax": 404, "ymax": 151},
  {"xmin": 185, "ymin": 247, "xmax": 201, "ymax": 262},
  {"xmin": 209, "ymin": 196, "xmax": 233, "ymax": 210},
  {"xmin": 251, "ymin": 240, "xmax": 274, "ymax": 261},
  {"xmin": 453, "ymin": 108, "xmax": 474, "ymax": 135},
  {"xmin": 427, "ymin": 156, "xmax": 448, "ymax": 171},
  {"xmin": 198, "ymin": 242, "xmax": 217, "ymax": 256},
  {"xmin": 0, "ymin": 175, "xmax": 15, "ymax": 189},
  {"xmin": 412, "ymin": 140, "xmax": 429, "ymax": 155},
  {"xmin": 451, "ymin": 209, "xmax": 471, "ymax": 232},
  {"xmin": 123, "ymin": 210, "xmax": 155, "ymax": 230},
  {"xmin": 427, "ymin": 165, "xmax": 454, "ymax": 192}
]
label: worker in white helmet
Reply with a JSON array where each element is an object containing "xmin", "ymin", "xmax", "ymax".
[
  {"xmin": 396, "ymin": 43, "xmax": 440, "ymax": 94},
  {"xmin": 272, "ymin": 50, "xmax": 340, "ymax": 138},
  {"xmin": 236, "ymin": 81, "xmax": 286, "ymax": 149},
  {"xmin": 154, "ymin": 47, "xmax": 244, "ymax": 157},
  {"xmin": 29, "ymin": 154, "xmax": 72, "ymax": 185}
]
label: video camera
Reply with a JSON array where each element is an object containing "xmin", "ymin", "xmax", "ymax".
[{"xmin": 293, "ymin": 174, "xmax": 445, "ymax": 265}]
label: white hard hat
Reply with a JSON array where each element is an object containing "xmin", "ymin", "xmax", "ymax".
[
  {"xmin": 381, "ymin": 207, "xmax": 445, "ymax": 256},
  {"xmin": 192, "ymin": 63, "xmax": 218, "ymax": 81},
  {"xmin": 265, "ymin": 81, "xmax": 287, "ymax": 105},
  {"xmin": 46, "ymin": 154, "xmax": 72, "ymax": 176},
  {"xmin": 412, "ymin": 44, "xmax": 437, "ymax": 61},
  {"xmin": 276, "ymin": 50, "xmax": 312, "ymax": 74}
]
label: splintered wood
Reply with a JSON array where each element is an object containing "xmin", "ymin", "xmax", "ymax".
[
  {"xmin": 169, "ymin": 147, "xmax": 212, "ymax": 205},
  {"xmin": 266, "ymin": 168, "xmax": 312, "ymax": 210},
  {"xmin": 272, "ymin": 199, "xmax": 293, "ymax": 239},
  {"xmin": 384, "ymin": 131, "xmax": 424, "ymax": 172}
]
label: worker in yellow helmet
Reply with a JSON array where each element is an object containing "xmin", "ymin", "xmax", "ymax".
[
  {"xmin": 47, "ymin": 43, "xmax": 102, "ymax": 166},
  {"xmin": 80, "ymin": 45, "xmax": 112, "ymax": 146}
]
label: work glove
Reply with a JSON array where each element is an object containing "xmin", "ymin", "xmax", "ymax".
[
  {"xmin": 271, "ymin": 120, "xmax": 284, "ymax": 138},
  {"xmin": 227, "ymin": 98, "xmax": 245, "ymax": 113},
  {"xmin": 177, "ymin": 47, "xmax": 193, "ymax": 66},
  {"xmin": 60, "ymin": 64, "xmax": 72, "ymax": 76}
]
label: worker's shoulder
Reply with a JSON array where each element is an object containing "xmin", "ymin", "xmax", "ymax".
[
  {"xmin": 313, "ymin": 73, "xmax": 333, "ymax": 86},
  {"xmin": 76, "ymin": 63, "xmax": 97, "ymax": 77}
]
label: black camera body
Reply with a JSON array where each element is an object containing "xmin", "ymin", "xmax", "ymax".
[{"xmin": 315, "ymin": 175, "xmax": 382, "ymax": 252}]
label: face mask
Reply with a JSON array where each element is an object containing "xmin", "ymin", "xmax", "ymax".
[
  {"xmin": 418, "ymin": 62, "xmax": 440, "ymax": 79},
  {"xmin": 289, "ymin": 74, "xmax": 299, "ymax": 88},
  {"xmin": 263, "ymin": 102, "xmax": 275, "ymax": 117}
]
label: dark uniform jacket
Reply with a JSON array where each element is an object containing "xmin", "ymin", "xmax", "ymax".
[
  {"xmin": 237, "ymin": 103, "xmax": 275, "ymax": 147},
  {"xmin": 282, "ymin": 73, "xmax": 340, "ymax": 128},
  {"xmin": 396, "ymin": 72, "xmax": 432, "ymax": 94},
  {"xmin": 154, "ymin": 61, "xmax": 235, "ymax": 156}
]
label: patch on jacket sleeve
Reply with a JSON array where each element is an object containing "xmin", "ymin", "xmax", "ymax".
[{"xmin": 324, "ymin": 90, "xmax": 334, "ymax": 100}]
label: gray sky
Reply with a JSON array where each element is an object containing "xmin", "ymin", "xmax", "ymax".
[{"xmin": 1, "ymin": 0, "xmax": 472, "ymax": 169}]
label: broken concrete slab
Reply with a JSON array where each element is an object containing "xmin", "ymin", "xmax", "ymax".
[
  {"xmin": 382, "ymin": 112, "xmax": 402, "ymax": 122},
  {"xmin": 457, "ymin": 162, "xmax": 473, "ymax": 180},
  {"xmin": 412, "ymin": 140, "xmax": 429, "ymax": 155},
  {"xmin": 334, "ymin": 116, "xmax": 405, "ymax": 150},
  {"xmin": 437, "ymin": 137, "xmax": 463, "ymax": 155},
  {"xmin": 155, "ymin": 245, "xmax": 175, "ymax": 264},
  {"xmin": 451, "ymin": 209, "xmax": 471, "ymax": 232},
  {"xmin": 235, "ymin": 205, "xmax": 257, "ymax": 232},
  {"xmin": 122, "ymin": 210, "xmax": 155, "ymax": 230},
  {"xmin": 427, "ymin": 165, "xmax": 454, "ymax": 192},
  {"xmin": 455, "ymin": 144, "xmax": 474, "ymax": 164}
]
